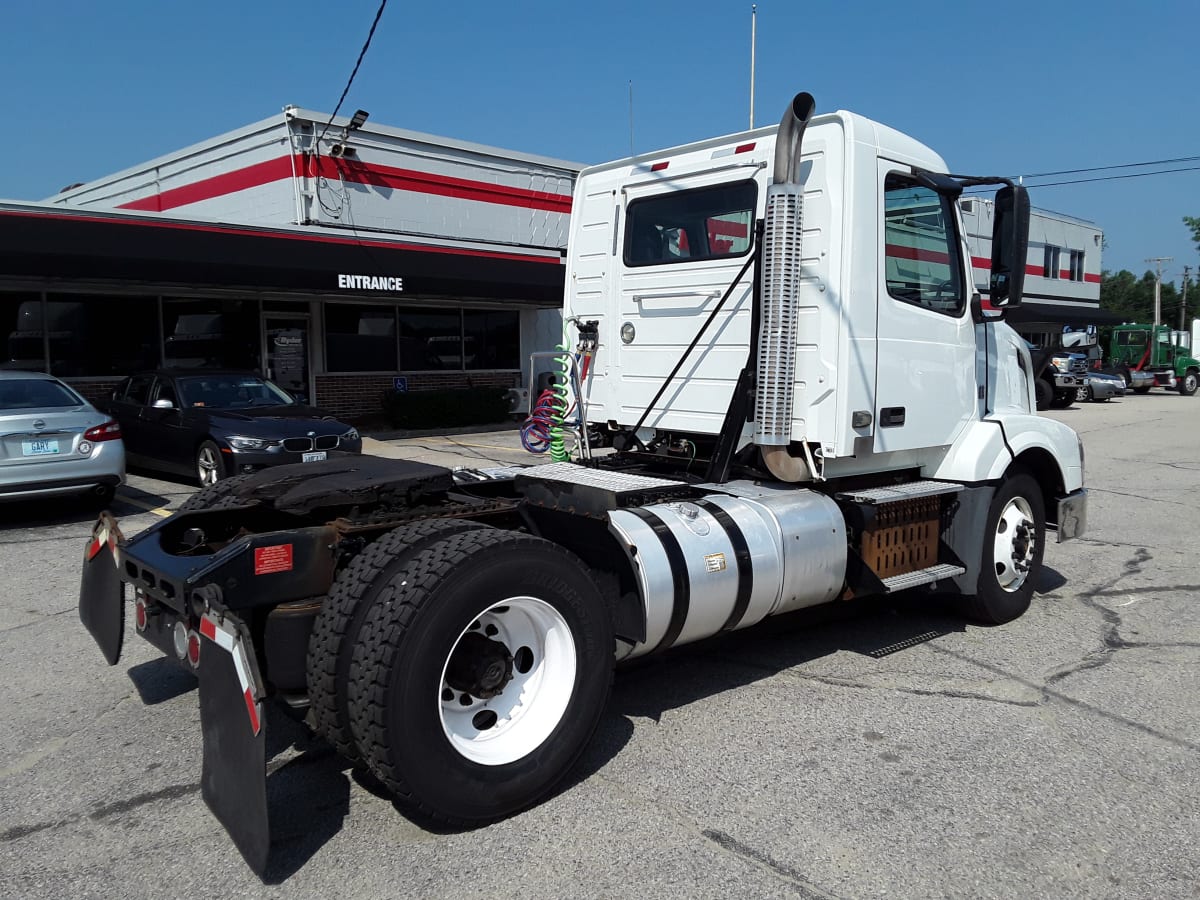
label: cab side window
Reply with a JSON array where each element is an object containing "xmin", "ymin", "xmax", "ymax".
[{"xmin": 883, "ymin": 175, "xmax": 965, "ymax": 316}]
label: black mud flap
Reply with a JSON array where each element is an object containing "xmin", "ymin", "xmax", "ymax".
[
  {"xmin": 197, "ymin": 609, "xmax": 270, "ymax": 877},
  {"xmin": 78, "ymin": 512, "xmax": 125, "ymax": 665}
]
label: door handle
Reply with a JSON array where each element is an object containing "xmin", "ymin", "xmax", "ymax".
[{"xmin": 879, "ymin": 407, "xmax": 906, "ymax": 427}]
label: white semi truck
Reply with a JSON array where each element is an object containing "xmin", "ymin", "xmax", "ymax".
[{"xmin": 79, "ymin": 92, "xmax": 1086, "ymax": 875}]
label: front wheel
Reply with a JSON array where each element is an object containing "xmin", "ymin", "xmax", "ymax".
[
  {"xmin": 1179, "ymin": 370, "xmax": 1198, "ymax": 397},
  {"xmin": 195, "ymin": 440, "xmax": 224, "ymax": 487},
  {"xmin": 1034, "ymin": 378, "xmax": 1053, "ymax": 411},
  {"xmin": 961, "ymin": 469, "xmax": 1046, "ymax": 625},
  {"xmin": 347, "ymin": 529, "xmax": 614, "ymax": 824}
]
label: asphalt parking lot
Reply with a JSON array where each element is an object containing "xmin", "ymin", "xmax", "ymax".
[{"xmin": 2, "ymin": 394, "xmax": 1198, "ymax": 899}]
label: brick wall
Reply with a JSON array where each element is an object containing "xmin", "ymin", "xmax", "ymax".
[
  {"xmin": 65, "ymin": 379, "xmax": 123, "ymax": 406},
  {"xmin": 314, "ymin": 372, "xmax": 520, "ymax": 419}
]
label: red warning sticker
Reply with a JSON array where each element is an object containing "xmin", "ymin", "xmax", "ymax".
[{"xmin": 254, "ymin": 544, "xmax": 294, "ymax": 575}]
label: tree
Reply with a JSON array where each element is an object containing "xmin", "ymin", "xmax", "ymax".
[
  {"xmin": 1185, "ymin": 216, "xmax": 1200, "ymax": 256},
  {"xmin": 1100, "ymin": 269, "xmax": 1180, "ymax": 323}
]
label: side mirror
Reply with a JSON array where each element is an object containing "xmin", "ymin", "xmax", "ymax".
[
  {"xmin": 989, "ymin": 185, "xmax": 1031, "ymax": 310},
  {"xmin": 152, "ymin": 398, "xmax": 175, "ymax": 410}
]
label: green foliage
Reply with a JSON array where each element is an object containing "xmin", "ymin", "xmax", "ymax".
[
  {"xmin": 380, "ymin": 386, "xmax": 511, "ymax": 430},
  {"xmin": 1184, "ymin": 216, "xmax": 1200, "ymax": 255},
  {"xmin": 1100, "ymin": 269, "xmax": 1180, "ymax": 324}
]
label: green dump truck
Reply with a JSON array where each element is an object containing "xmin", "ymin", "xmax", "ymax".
[{"xmin": 1109, "ymin": 324, "xmax": 1199, "ymax": 396}]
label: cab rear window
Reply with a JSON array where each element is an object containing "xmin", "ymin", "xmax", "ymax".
[{"xmin": 624, "ymin": 180, "xmax": 757, "ymax": 266}]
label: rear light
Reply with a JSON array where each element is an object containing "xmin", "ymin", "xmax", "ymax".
[
  {"xmin": 83, "ymin": 421, "xmax": 122, "ymax": 442},
  {"xmin": 135, "ymin": 595, "xmax": 148, "ymax": 632},
  {"xmin": 187, "ymin": 630, "xmax": 201, "ymax": 668}
]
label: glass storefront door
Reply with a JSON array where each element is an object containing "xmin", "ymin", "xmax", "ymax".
[{"xmin": 264, "ymin": 316, "xmax": 311, "ymax": 403}]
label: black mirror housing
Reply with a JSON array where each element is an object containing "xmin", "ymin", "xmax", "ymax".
[{"xmin": 989, "ymin": 185, "xmax": 1031, "ymax": 310}]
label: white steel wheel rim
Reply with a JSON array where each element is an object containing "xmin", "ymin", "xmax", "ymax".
[
  {"xmin": 438, "ymin": 595, "xmax": 576, "ymax": 766},
  {"xmin": 1185, "ymin": 373, "xmax": 1197, "ymax": 392},
  {"xmin": 197, "ymin": 447, "xmax": 220, "ymax": 486},
  {"xmin": 993, "ymin": 496, "xmax": 1036, "ymax": 592}
]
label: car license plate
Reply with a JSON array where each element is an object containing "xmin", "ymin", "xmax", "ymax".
[
  {"xmin": 22, "ymin": 439, "xmax": 60, "ymax": 456},
  {"xmin": 302, "ymin": 451, "xmax": 327, "ymax": 463}
]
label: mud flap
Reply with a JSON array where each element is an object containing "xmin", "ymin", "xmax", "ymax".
[
  {"xmin": 197, "ymin": 609, "xmax": 270, "ymax": 877},
  {"xmin": 78, "ymin": 512, "xmax": 125, "ymax": 665}
]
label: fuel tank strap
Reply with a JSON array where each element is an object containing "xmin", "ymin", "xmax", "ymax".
[
  {"xmin": 625, "ymin": 508, "xmax": 690, "ymax": 653},
  {"xmin": 694, "ymin": 499, "xmax": 754, "ymax": 631}
]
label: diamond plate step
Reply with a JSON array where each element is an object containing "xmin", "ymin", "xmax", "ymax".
[
  {"xmin": 836, "ymin": 480, "xmax": 964, "ymax": 505},
  {"xmin": 880, "ymin": 563, "xmax": 966, "ymax": 593}
]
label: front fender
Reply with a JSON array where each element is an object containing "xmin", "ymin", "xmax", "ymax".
[{"xmin": 932, "ymin": 415, "xmax": 1083, "ymax": 492}]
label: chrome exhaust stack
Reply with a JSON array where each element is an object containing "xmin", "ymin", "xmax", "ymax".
[{"xmin": 755, "ymin": 93, "xmax": 815, "ymax": 481}]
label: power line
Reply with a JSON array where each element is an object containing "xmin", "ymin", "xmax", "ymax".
[
  {"xmin": 317, "ymin": 0, "xmax": 389, "ymax": 145},
  {"xmin": 963, "ymin": 164, "xmax": 1200, "ymax": 193},
  {"xmin": 1020, "ymin": 154, "xmax": 1200, "ymax": 179}
]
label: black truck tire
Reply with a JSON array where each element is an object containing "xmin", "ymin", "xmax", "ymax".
[
  {"xmin": 1133, "ymin": 385, "xmax": 1152, "ymax": 395},
  {"xmin": 347, "ymin": 529, "xmax": 614, "ymax": 825},
  {"xmin": 175, "ymin": 471, "xmax": 258, "ymax": 513},
  {"xmin": 1034, "ymin": 378, "xmax": 1053, "ymax": 411},
  {"xmin": 1179, "ymin": 369, "xmax": 1198, "ymax": 396},
  {"xmin": 961, "ymin": 469, "xmax": 1045, "ymax": 625},
  {"xmin": 1049, "ymin": 390, "xmax": 1074, "ymax": 409},
  {"xmin": 307, "ymin": 517, "xmax": 491, "ymax": 764}
]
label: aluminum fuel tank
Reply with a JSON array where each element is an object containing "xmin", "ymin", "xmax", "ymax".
[{"xmin": 607, "ymin": 482, "xmax": 846, "ymax": 660}]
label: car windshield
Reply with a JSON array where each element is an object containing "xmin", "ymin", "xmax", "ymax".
[
  {"xmin": 175, "ymin": 375, "xmax": 295, "ymax": 409},
  {"xmin": 0, "ymin": 378, "xmax": 84, "ymax": 410}
]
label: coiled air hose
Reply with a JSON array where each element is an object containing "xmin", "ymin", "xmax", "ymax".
[{"xmin": 521, "ymin": 343, "xmax": 592, "ymax": 459}]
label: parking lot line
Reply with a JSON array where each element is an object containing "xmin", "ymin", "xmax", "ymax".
[{"xmin": 116, "ymin": 493, "xmax": 172, "ymax": 517}]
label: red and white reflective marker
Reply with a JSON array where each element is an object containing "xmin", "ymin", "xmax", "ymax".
[{"xmin": 199, "ymin": 613, "xmax": 263, "ymax": 736}]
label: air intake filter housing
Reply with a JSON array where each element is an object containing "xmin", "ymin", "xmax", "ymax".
[{"xmin": 753, "ymin": 182, "xmax": 804, "ymax": 446}]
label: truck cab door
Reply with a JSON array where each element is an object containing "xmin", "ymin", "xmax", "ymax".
[{"xmin": 873, "ymin": 163, "xmax": 975, "ymax": 454}]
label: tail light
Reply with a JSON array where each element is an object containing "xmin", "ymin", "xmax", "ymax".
[
  {"xmin": 187, "ymin": 630, "xmax": 201, "ymax": 668},
  {"xmin": 135, "ymin": 594, "xmax": 148, "ymax": 632},
  {"xmin": 84, "ymin": 421, "xmax": 122, "ymax": 442}
]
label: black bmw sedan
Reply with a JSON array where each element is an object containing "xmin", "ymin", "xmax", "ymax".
[{"xmin": 105, "ymin": 370, "xmax": 362, "ymax": 485}]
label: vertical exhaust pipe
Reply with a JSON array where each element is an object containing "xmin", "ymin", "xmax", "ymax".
[{"xmin": 755, "ymin": 93, "xmax": 815, "ymax": 481}]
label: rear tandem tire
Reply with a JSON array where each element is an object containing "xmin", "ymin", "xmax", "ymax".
[
  {"xmin": 306, "ymin": 518, "xmax": 491, "ymax": 764},
  {"xmin": 347, "ymin": 529, "xmax": 614, "ymax": 825},
  {"xmin": 176, "ymin": 471, "xmax": 258, "ymax": 512},
  {"xmin": 960, "ymin": 469, "xmax": 1046, "ymax": 625}
]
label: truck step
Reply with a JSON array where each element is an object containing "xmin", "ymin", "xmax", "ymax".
[
  {"xmin": 880, "ymin": 563, "xmax": 966, "ymax": 593},
  {"xmin": 836, "ymin": 480, "xmax": 964, "ymax": 505}
]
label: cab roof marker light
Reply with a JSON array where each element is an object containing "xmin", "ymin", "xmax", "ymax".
[{"xmin": 712, "ymin": 143, "xmax": 757, "ymax": 159}]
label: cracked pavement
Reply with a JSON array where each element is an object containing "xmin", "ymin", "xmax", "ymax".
[{"xmin": 1, "ymin": 395, "xmax": 1198, "ymax": 899}]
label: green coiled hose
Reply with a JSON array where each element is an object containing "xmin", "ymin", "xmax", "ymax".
[{"xmin": 548, "ymin": 342, "xmax": 573, "ymax": 461}]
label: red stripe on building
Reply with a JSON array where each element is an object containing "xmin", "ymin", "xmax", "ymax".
[
  {"xmin": 117, "ymin": 157, "xmax": 294, "ymax": 212},
  {"xmin": 117, "ymin": 154, "xmax": 573, "ymax": 215}
]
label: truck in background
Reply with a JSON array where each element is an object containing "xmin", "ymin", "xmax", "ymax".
[
  {"xmin": 79, "ymin": 91, "xmax": 1086, "ymax": 876},
  {"xmin": 1107, "ymin": 323, "xmax": 1199, "ymax": 396}
]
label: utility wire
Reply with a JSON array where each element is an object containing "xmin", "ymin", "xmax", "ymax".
[
  {"xmin": 1019, "ymin": 154, "xmax": 1200, "ymax": 179},
  {"xmin": 317, "ymin": 0, "xmax": 389, "ymax": 145},
  {"xmin": 963, "ymin": 164, "xmax": 1200, "ymax": 194}
]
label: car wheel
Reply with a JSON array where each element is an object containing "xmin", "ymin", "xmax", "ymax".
[
  {"xmin": 1179, "ymin": 370, "xmax": 1198, "ymax": 397},
  {"xmin": 1133, "ymin": 386, "xmax": 1152, "ymax": 395},
  {"xmin": 195, "ymin": 440, "xmax": 224, "ymax": 487},
  {"xmin": 960, "ymin": 469, "xmax": 1045, "ymax": 625},
  {"xmin": 1118, "ymin": 367, "xmax": 1132, "ymax": 388}
]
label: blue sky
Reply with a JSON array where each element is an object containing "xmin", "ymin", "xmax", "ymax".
[{"xmin": 1, "ymin": 0, "xmax": 1197, "ymax": 283}]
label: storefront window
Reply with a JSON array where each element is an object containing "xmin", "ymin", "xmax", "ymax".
[
  {"xmin": 46, "ymin": 293, "xmax": 161, "ymax": 377},
  {"xmin": 325, "ymin": 303, "xmax": 398, "ymax": 372},
  {"xmin": 398, "ymin": 307, "xmax": 462, "ymax": 370},
  {"xmin": 464, "ymin": 310, "xmax": 519, "ymax": 370},
  {"xmin": 1, "ymin": 292, "xmax": 45, "ymax": 372},
  {"xmin": 163, "ymin": 298, "xmax": 259, "ymax": 370}
]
